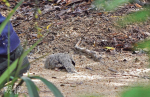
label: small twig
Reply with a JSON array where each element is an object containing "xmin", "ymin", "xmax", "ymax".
[
  {"xmin": 85, "ymin": 66, "xmax": 94, "ymax": 71},
  {"xmin": 108, "ymin": 68, "xmax": 118, "ymax": 73}
]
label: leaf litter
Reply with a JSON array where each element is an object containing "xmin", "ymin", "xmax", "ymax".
[{"xmin": 1, "ymin": 0, "xmax": 150, "ymax": 96}]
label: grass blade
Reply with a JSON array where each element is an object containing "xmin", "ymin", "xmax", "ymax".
[
  {"xmin": 31, "ymin": 76, "xmax": 64, "ymax": 97},
  {"xmin": 15, "ymin": 37, "xmax": 43, "ymax": 77},
  {"xmin": 0, "ymin": 37, "xmax": 42, "ymax": 88},
  {"xmin": 0, "ymin": 59, "xmax": 18, "ymax": 89},
  {"xmin": 21, "ymin": 77, "xmax": 39, "ymax": 97}
]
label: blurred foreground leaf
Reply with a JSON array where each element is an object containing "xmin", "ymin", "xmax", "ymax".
[
  {"xmin": 118, "ymin": 9, "xmax": 150, "ymax": 27},
  {"xmin": 22, "ymin": 77, "xmax": 39, "ymax": 97},
  {"xmin": 122, "ymin": 86, "xmax": 150, "ymax": 97},
  {"xmin": 94, "ymin": 0, "xmax": 129, "ymax": 11},
  {"xmin": 136, "ymin": 39, "xmax": 150, "ymax": 49},
  {"xmin": 31, "ymin": 76, "xmax": 64, "ymax": 97}
]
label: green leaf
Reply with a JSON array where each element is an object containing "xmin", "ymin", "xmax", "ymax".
[
  {"xmin": 122, "ymin": 86, "xmax": 150, "ymax": 97},
  {"xmin": 31, "ymin": 76, "xmax": 64, "ymax": 97},
  {"xmin": 136, "ymin": 39, "xmax": 150, "ymax": 50},
  {"xmin": 0, "ymin": 0, "xmax": 24, "ymax": 89},
  {"xmin": 94, "ymin": 0, "xmax": 129, "ymax": 11},
  {"xmin": 118, "ymin": 9, "xmax": 150, "ymax": 26},
  {"xmin": 3, "ymin": 91, "xmax": 18, "ymax": 97},
  {"xmin": 0, "ymin": 59, "xmax": 18, "ymax": 89},
  {"xmin": 10, "ymin": 92, "xmax": 19, "ymax": 97},
  {"xmin": 0, "ymin": 21, "xmax": 43, "ymax": 89},
  {"xmin": 21, "ymin": 77, "xmax": 39, "ymax": 97}
]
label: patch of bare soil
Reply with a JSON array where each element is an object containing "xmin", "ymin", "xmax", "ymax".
[{"xmin": 2, "ymin": 2, "xmax": 150, "ymax": 96}]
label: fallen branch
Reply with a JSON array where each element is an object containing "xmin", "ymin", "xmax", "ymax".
[{"xmin": 75, "ymin": 38, "xmax": 102, "ymax": 61}]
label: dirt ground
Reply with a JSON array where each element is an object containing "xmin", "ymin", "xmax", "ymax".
[{"xmin": 1, "ymin": 2, "xmax": 150, "ymax": 97}]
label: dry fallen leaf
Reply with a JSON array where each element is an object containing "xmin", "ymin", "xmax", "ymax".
[
  {"xmin": 47, "ymin": 24, "xmax": 52, "ymax": 30},
  {"xmin": 135, "ymin": 3, "xmax": 142, "ymax": 8},
  {"xmin": 104, "ymin": 47, "xmax": 115, "ymax": 50}
]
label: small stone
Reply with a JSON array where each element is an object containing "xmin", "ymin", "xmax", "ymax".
[
  {"xmin": 123, "ymin": 59, "xmax": 127, "ymax": 61},
  {"xmin": 52, "ymin": 77, "xmax": 57, "ymax": 79},
  {"xmin": 60, "ymin": 84, "xmax": 65, "ymax": 86},
  {"xmin": 135, "ymin": 58, "xmax": 140, "ymax": 63}
]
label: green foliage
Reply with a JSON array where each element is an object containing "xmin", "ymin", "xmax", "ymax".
[
  {"xmin": 94, "ymin": 0, "xmax": 150, "ymax": 27},
  {"xmin": 31, "ymin": 76, "xmax": 64, "ymax": 97},
  {"xmin": 136, "ymin": 39, "xmax": 150, "ymax": 50},
  {"xmin": 118, "ymin": 9, "xmax": 150, "ymax": 27},
  {"xmin": 2, "ymin": 76, "xmax": 64, "ymax": 97},
  {"xmin": 0, "ymin": 0, "xmax": 64, "ymax": 97},
  {"xmin": 136, "ymin": 39, "xmax": 150, "ymax": 65},
  {"xmin": 94, "ymin": 0, "xmax": 129, "ymax": 11},
  {"xmin": 94, "ymin": 0, "xmax": 150, "ymax": 97},
  {"xmin": 1, "ymin": 0, "xmax": 150, "ymax": 97},
  {"xmin": 0, "ymin": 0, "xmax": 24, "ymax": 88},
  {"xmin": 21, "ymin": 77, "xmax": 39, "ymax": 97},
  {"xmin": 122, "ymin": 86, "xmax": 150, "ymax": 97}
]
